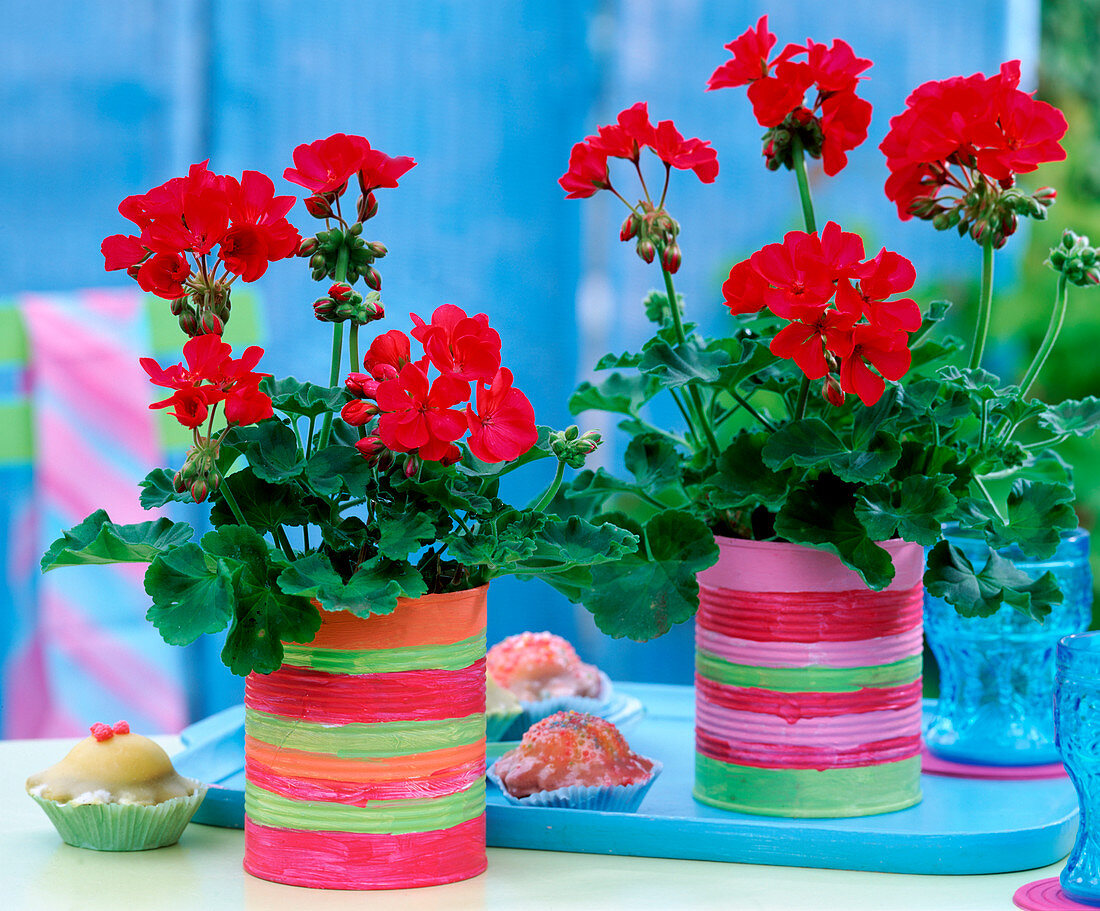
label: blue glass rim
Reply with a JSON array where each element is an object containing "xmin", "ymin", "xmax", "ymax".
[
  {"xmin": 940, "ymin": 523, "xmax": 1089, "ymax": 563},
  {"xmin": 1057, "ymin": 631, "xmax": 1100, "ymax": 679}
]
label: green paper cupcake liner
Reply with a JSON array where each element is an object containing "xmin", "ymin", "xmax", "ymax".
[
  {"xmin": 30, "ymin": 781, "xmax": 208, "ymax": 851},
  {"xmin": 486, "ymin": 708, "xmax": 523, "ymax": 742}
]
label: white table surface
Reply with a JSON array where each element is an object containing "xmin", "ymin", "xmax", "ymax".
[{"xmin": 2, "ymin": 736, "xmax": 1066, "ymax": 910}]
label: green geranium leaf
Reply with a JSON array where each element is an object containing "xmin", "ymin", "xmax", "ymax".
[
  {"xmin": 145, "ymin": 544, "xmax": 235, "ymax": 646},
  {"xmin": 447, "ymin": 509, "xmax": 545, "ymax": 569},
  {"xmin": 519, "ymin": 515, "xmax": 639, "ymax": 572},
  {"xmin": 1002, "ymin": 479, "xmax": 1077, "ymax": 559},
  {"xmin": 775, "ymin": 478, "xmax": 895, "ymax": 590},
  {"xmin": 209, "ymin": 468, "xmax": 309, "ymax": 533},
  {"xmin": 305, "ymin": 446, "xmax": 374, "ymax": 497},
  {"xmin": 595, "ymin": 351, "xmax": 643, "ymax": 370},
  {"xmin": 261, "ymin": 376, "xmax": 347, "ymax": 419},
  {"xmin": 924, "ymin": 541, "xmax": 1062, "ymax": 621},
  {"xmin": 624, "ymin": 433, "xmax": 683, "ymax": 496},
  {"xmin": 139, "ymin": 468, "xmax": 192, "ymax": 509},
  {"xmin": 762, "ymin": 419, "xmax": 901, "ymax": 484},
  {"xmin": 42, "ymin": 510, "xmax": 194, "ymax": 571},
  {"xmin": 1039, "ymin": 397, "xmax": 1100, "ymax": 438},
  {"xmin": 569, "ymin": 372, "xmax": 660, "ymax": 416},
  {"xmin": 234, "ymin": 420, "xmax": 304, "ymax": 484},
  {"xmin": 938, "ymin": 366, "xmax": 1005, "ymax": 402},
  {"xmin": 909, "ymin": 299, "xmax": 952, "ymax": 346},
  {"xmin": 377, "ymin": 510, "xmax": 438, "ymax": 561},
  {"xmin": 583, "ymin": 510, "xmax": 718, "ymax": 641},
  {"xmin": 719, "ymin": 334, "xmax": 776, "ymax": 388},
  {"xmin": 705, "ymin": 431, "xmax": 790, "ymax": 510},
  {"xmin": 277, "ymin": 551, "xmax": 426, "ymax": 616},
  {"xmin": 222, "ymin": 581, "xmax": 321, "ymax": 676},
  {"xmin": 855, "ymin": 474, "xmax": 957, "ymax": 546},
  {"xmin": 639, "ymin": 339, "xmax": 730, "ymax": 388}
]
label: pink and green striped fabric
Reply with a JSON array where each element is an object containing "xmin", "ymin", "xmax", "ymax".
[
  {"xmin": 693, "ymin": 538, "xmax": 924, "ymax": 818},
  {"xmin": 243, "ymin": 587, "xmax": 489, "ymax": 889}
]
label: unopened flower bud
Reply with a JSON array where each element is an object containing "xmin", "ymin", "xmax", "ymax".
[
  {"xmin": 348, "ymin": 222, "xmax": 363, "ymax": 236},
  {"xmin": 349, "ymin": 294, "xmax": 384, "ymax": 324},
  {"xmin": 199, "ymin": 312, "xmax": 225, "ymax": 335},
  {"xmin": 1034, "ymin": 187, "xmax": 1057, "ymax": 207},
  {"xmin": 357, "ymin": 192, "xmax": 379, "ymax": 222},
  {"xmin": 189, "ymin": 479, "xmax": 208, "ymax": 503},
  {"xmin": 172, "ymin": 471, "xmax": 187, "ymax": 494},
  {"xmin": 313, "ymin": 296, "xmax": 341, "ymax": 323},
  {"xmin": 363, "ymin": 266, "xmax": 382, "ymax": 291},
  {"xmin": 661, "ymin": 242, "xmax": 682, "ymax": 274},
  {"xmin": 403, "ymin": 454, "xmax": 421, "ymax": 478},
  {"xmin": 354, "ymin": 435, "xmax": 388, "ymax": 465},
  {"xmin": 367, "ymin": 241, "xmax": 388, "ymax": 258},
  {"xmin": 309, "ymin": 252, "xmax": 326, "ymax": 270},
  {"xmin": 305, "ymin": 194, "xmax": 336, "ymax": 219},
  {"xmin": 1050, "ymin": 249, "xmax": 1067, "ymax": 269},
  {"xmin": 345, "ymin": 372, "xmax": 380, "ymax": 399},
  {"xmin": 127, "ymin": 264, "xmax": 142, "ymax": 280},
  {"xmin": 823, "ymin": 375, "xmax": 845, "ymax": 408},
  {"xmin": 1063, "ymin": 229, "xmax": 1079, "ymax": 251},
  {"xmin": 549, "ymin": 426, "xmax": 603, "ymax": 468},
  {"xmin": 620, "ymin": 214, "xmax": 639, "ymax": 242},
  {"xmin": 298, "ymin": 238, "xmax": 318, "ymax": 257},
  {"xmin": 341, "ymin": 399, "xmax": 379, "ymax": 426},
  {"xmin": 328, "ymin": 282, "xmax": 358, "ymax": 304},
  {"xmin": 1001, "ymin": 211, "xmax": 1018, "ymax": 238},
  {"xmin": 636, "ymin": 238, "xmax": 656, "ymax": 264},
  {"xmin": 371, "ymin": 364, "xmax": 399, "ymax": 381},
  {"xmin": 169, "ymin": 296, "xmax": 187, "ymax": 316},
  {"xmin": 178, "ymin": 309, "xmax": 200, "ymax": 336}
]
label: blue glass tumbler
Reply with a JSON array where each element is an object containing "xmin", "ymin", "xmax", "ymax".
[
  {"xmin": 924, "ymin": 528, "xmax": 1092, "ymax": 765},
  {"xmin": 1055, "ymin": 632, "xmax": 1100, "ymax": 904}
]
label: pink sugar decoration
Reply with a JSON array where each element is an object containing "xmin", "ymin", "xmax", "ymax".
[
  {"xmin": 90, "ymin": 722, "xmax": 113, "ymax": 742},
  {"xmin": 112, "ymin": 720, "xmax": 130, "ymax": 735}
]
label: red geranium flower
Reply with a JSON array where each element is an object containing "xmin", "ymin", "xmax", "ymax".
[
  {"xmin": 650, "ymin": 120, "xmax": 719, "ymax": 183},
  {"xmin": 591, "ymin": 102, "xmax": 656, "ymax": 162},
  {"xmin": 837, "ymin": 324, "xmax": 912, "ymax": 407},
  {"xmin": 769, "ymin": 306, "xmax": 857, "ymax": 380},
  {"xmin": 152, "ymin": 386, "xmax": 212, "ymax": 430},
  {"xmin": 465, "ymin": 368, "xmax": 538, "ymax": 463},
  {"xmin": 134, "ymin": 252, "xmax": 192, "ymax": 299},
  {"xmin": 101, "ymin": 234, "xmax": 149, "ymax": 272},
  {"xmin": 722, "ymin": 258, "xmax": 771, "ymax": 316},
  {"xmin": 284, "ymin": 133, "xmax": 372, "ymax": 195},
  {"xmin": 559, "ymin": 141, "xmax": 610, "ymax": 199},
  {"xmin": 749, "ymin": 231, "xmax": 835, "ymax": 319},
  {"xmin": 375, "ymin": 361, "xmax": 470, "ymax": 458},
  {"xmin": 363, "ymin": 330, "xmax": 413, "ymax": 380},
  {"xmin": 357, "ymin": 148, "xmax": 417, "ymax": 194},
  {"xmin": 410, "ymin": 304, "xmax": 502, "ymax": 382},
  {"xmin": 836, "ymin": 250, "xmax": 921, "ymax": 332}
]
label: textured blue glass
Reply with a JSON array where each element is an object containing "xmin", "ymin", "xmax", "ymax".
[
  {"xmin": 1056, "ymin": 632, "xmax": 1100, "ymax": 904},
  {"xmin": 924, "ymin": 528, "xmax": 1093, "ymax": 765}
]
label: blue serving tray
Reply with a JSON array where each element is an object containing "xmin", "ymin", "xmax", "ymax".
[{"xmin": 172, "ymin": 684, "xmax": 1078, "ymax": 873}]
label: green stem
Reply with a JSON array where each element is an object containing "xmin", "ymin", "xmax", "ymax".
[
  {"xmin": 318, "ymin": 242, "xmax": 351, "ymax": 449},
  {"xmin": 968, "ymin": 237, "xmax": 995, "ymax": 370},
  {"xmin": 668, "ymin": 390, "xmax": 699, "ymax": 447},
  {"xmin": 974, "ymin": 475, "xmax": 1007, "ymax": 526},
  {"xmin": 219, "ymin": 481, "xmax": 249, "ymax": 527},
  {"xmin": 274, "ymin": 526, "xmax": 296, "ymax": 562},
  {"xmin": 530, "ymin": 459, "xmax": 566, "ymax": 513},
  {"xmin": 660, "ymin": 260, "xmax": 720, "ymax": 456},
  {"xmin": 794, "ymin": 375, "xmax": 811, "ymax": 421},
  {"xmin": 304, "ymin": 415, "xmax": 317, "ymax": 461},
  {"xmin": 791, "ymin": 135, "xmax": 817, "ymax": 234},
  {"xmin": 730, "ymin": 389, "xmax": 778, "ymax": 432},
  {"xmin": 349, "ymin": 322, "xmax": 361, "ymax": 377},
  {"xmin": 1019, "ymin": 271, "xmax": 1069, "ymax": 398}
]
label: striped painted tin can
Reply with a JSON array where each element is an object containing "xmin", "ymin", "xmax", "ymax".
[
  {"xmin": 243, "ymin": 586, "xmax": 489, "ymax": 889},
  {"xmin": 693, "ymin": 537, "xmax": 924, "ymax": 818}
]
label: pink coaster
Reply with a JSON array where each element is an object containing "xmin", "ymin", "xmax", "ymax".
[
  {"xmin": 921, "ymin": 746, "xmax": 1067, "ymax": 780},
  {"xmin": 1014, "ymin": 877, "xmax": 1100, "ymax": 910}
]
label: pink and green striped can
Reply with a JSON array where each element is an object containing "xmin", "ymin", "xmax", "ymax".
[
  {"xmin": 243, "ymin": 586, "xmax": 489, "ymax": 889},
  {"xmin": 693, "ymin": 538, "xmax": 924, "ymax": 818}
]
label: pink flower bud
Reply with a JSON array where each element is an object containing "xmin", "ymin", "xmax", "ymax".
[
  {"xmin": 190, "ymin": 479, "xmax": 208, "ymax": 503},
  {"xmin": 313, "ymin": 297, "xmax": 340, "ymax": 322},
  {"xmin": 367, "ymin": 241, "xmax": 388, "ymax": 258},
  {"xmin": 403, "ymin": 454, "xmax": 421, "ymax": 478},
  {"xmin": 661, "ymin": 242, "xmax": 682, "ymax": 274},
  {"xmin": 823, "ymin": 376, "xmax": 845, "ymax": 408},
  {"xmin": 364, "ymin": 266, "xmax": 382, "ymax": 291},
  {"xmin": 298, "ymin": 237, "xmax": 318, "ymax": 257},
  {"xmin": 172, "ymin": 471, "xmax": 187, "ymax": 494},
  {"xmin": 200, "ymin": 312, "xmax": 225, "ymax": 335},
  {"xmin": 345, "ymin": 372, "xmax": 379, "ymax": 399},
  {"xmin": 329, "ymin": 282, "xmax": 354, "ymax": 302},
  {"xmin": 305, "ymin": 194, "xmax": 335, "ymax": 219},
  {"xmin": 354, "ymin": 435, "xmax": 388, "ymax": 465},
  {"xmin": 357, "ymin": 191, "xmax": 379, "ymax": 222},
  {"xmin": 341, "ymin": 399, "xmax": 379, "ymax": 426},
  {"xmin": 636, "ymin": 238, "xmax": 656, "ymax": 264},
  {"xmin": 620, "ymin": 214, "xmax": 639, "ymax": 242},
  {"xmin": 1035, "ymin": 186, "xmax": 1057, "ymax": 206},
  {"xmin": 371, "ymin": 364, "xmax": 398, "ymax": 381}
]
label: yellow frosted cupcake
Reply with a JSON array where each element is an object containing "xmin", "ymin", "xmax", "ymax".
[{"xmin": 26, "ymin": 721, "xmax": 206, "ymax": 851}]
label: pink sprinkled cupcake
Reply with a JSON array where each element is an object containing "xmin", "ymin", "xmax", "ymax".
[
  {"xmin": 487, "ymin": 631, "xmax": 602, "ymax": 701},
  {"xmin": 488, "ymin": 711, "xmax": 660, "ymax": 811}
]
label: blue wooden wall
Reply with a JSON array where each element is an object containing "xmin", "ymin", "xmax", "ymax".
[{"xmin": 0, "ymin": 0, "xmax": 1037, "ymax": 703}]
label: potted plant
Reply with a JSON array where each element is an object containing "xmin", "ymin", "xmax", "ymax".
[
  {"xmin": 553, "ymin": 17, "xmax": 1098, "ymax": 815},
  {"xmin": 40, "ymin": 134, "xmax": 643, "ymax": 888}
]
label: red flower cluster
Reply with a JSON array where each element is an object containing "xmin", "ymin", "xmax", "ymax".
[
  {"xmin": 707, "ymin": 16, "xmax": 872, "ymax": 175},
  {"xmin": 141, "ymin": 334, "xmax": 272, "ymax": 429},
  {"xmin": 880, "ymin": 61, "xmax": 1067, "ymax": 221},
  {"xmin": 102, "ymin": 164, "xmax": 301, "ymax": 299},
  {"xmin": 723, "ymin": 222, "xmax": 917, "ymax": 406},
  {"xmin": 342, "ymin": 305, "xmax": 537, "ymax": 465},
  {"xmin": 284, "ymin": 133, "xmax": 416, "ymax": 213},
  {"xmin": 559, "ymin": 102, "xmax": 718, "ymax": 199}
]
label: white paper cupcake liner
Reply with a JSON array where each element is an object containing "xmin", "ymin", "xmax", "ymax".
[
  {"xmin": 487, "ymin": 759, "xmax": 661, "ymax": 813},
  {"xmin": 30, "ymin": 780, "xmax": 207, "ymax": 851}
]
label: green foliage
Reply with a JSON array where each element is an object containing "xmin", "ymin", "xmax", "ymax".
[
  {"xmin": 42, "ymin": 511, "xmax": 193, "ymax": 570},
  {"xmin": 925, "ymin": 541, "xmax": 1063, "ymax": 621}
]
